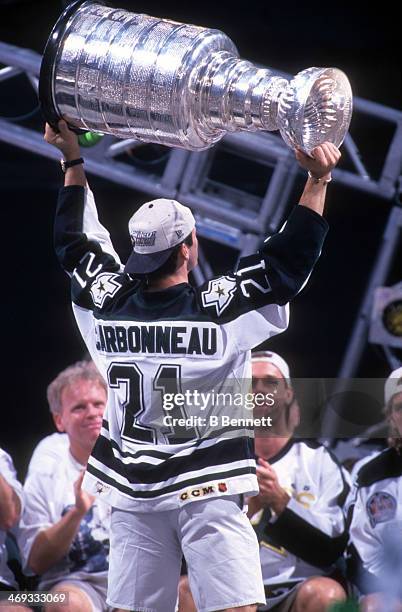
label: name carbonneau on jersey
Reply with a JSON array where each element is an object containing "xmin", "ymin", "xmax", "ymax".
[{"xmin": 94, "ymin": 319, "xmax": 222, "ymax": 358}]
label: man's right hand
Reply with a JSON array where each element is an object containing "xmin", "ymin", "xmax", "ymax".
[
  {"xmin": 74, "ymin": 470, "xmax": 95, "ymax": 516},
  {"xmin": 44, "ymin": 120, "xmax": 81, "ymax": 160},
  {"xmin": 256, "ymin": 458, "xmax": 290, "ymax": 515},
  {"xmin": 28, "ymin": 469, "xmax": 95, "ymax": 576}
]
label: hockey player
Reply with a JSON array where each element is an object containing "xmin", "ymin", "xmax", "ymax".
[{"xmin": 44, "ymin": 119, "xmax": 340, "ymax": 612}]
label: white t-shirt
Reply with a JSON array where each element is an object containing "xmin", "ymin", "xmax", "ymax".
[
  {"xmin": 0, "ymin": 448, "xmax": 24, "ymax": 589},
  {"xmin": 27, "ymin": 433, "xmax": 69, "ymax": 476},
  {"xmin": 18, "ymin": 448, "xmax": 110, "ymax": 591}
]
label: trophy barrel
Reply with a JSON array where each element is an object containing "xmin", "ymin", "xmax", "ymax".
[
  {"xmin": 40, "ymin": 1, "xmax": 353, "ymax": 152},
  {"xmin": 40, "ymin": 0, "xmax": 238, "ymax": 149},
  {"xmin": 39, "ymin": 0, "xmax": 94, "ymax": 134}
]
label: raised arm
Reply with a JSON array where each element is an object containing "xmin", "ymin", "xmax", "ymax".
[
  {"xmin": 199, "ymin": 142, "xmax": 341, "ymax": 335},
  {"xmin": 295, "ymin": 142, "xmax": 341, "ymax": 216},
  {"xmin": 256, "ymin": 142, "xmax": 341, "ymax": 304},
  {"xmin": 44, "ymin": 122, "xmax": 123, "ymax": 303},
  {"xmin": 25, "ymin": 471, "xmax": 95, "ymax": 575},
  {"xmin": 44, "ymin": 121, "xmax": 86, "ymax": 188}
]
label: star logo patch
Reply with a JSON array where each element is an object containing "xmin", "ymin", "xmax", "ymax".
[
  {"xmin": 90, "ymin": 273, "xmax": 122, "ymax": 308},
  {"xmin": 201, "ymin": 276, "xmax": 237, "ymax": 316}
]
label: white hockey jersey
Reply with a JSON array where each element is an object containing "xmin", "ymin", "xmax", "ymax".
[
  {"xmin": 348, "ymin": 447, "xmax": 402, "ymax": 596},
  {"xmin": 250, "ymin": 439, "xmax": 349, "ymax": 607},
  {"xmin": 54, "ymin": 185, "xmax": 328, "ymax": 511}
]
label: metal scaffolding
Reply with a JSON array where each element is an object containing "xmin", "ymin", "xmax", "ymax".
[{"xmin": 1, "ymin": 41, "xmax": 402, "ymax": 428}]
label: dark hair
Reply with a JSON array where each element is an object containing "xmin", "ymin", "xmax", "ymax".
[{"xmin": 147, "ymin": 232, "xmax": 193, "ymax": 282}]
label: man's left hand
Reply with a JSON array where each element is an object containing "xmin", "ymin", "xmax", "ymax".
[{"xmin": 295, "ymin": 142, "xmax": 341, "ymax": 180}]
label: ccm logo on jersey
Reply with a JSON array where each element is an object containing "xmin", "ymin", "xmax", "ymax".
[
  {"xmin": 180, "ymin": 482, "xmax": 227, "ymax": 501},
  {"xmin": 89, "ymin": 273, "xmax": 122, "ymax": 308}
]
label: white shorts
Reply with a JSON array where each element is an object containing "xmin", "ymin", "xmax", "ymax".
[
  {"xmin": 50, "ymin": 579, "xmax": 111, "ymax": 612},
  {"xmin": 107, "ymin": 495, "xmax": 265, "ymax": 612}
]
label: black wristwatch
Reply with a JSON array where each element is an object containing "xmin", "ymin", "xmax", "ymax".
[{"xmin": 60, "ymin": 157, "xmax": 84, "ymax": 173}]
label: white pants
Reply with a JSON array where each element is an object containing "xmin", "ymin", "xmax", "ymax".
[{"xmin": 107, "ymin": 495, "xmax": 265, "ymax": 612}]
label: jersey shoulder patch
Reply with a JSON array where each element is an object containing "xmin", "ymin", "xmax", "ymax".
[
  {"xmin": 89, "ymin": 273, "xmax": 123, "ymax": 308},
  {"xmin": 366, "ymin": 490, "xmax": 397, "ymax": 528},
  {"xmin": 201, "ymin": 276, "xmax": 237, "ymax": 316}
]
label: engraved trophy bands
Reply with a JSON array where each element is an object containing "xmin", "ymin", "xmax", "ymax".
[{"xmin": 40, "ymin": 0, "xmax": 353, "ymax": 152}]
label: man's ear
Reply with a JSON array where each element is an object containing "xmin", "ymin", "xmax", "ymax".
[
  {"xmin": 53, "ymin": 412, "xmax": 65, "ymax": 433},
  {"xmin": 288, "ymin": 400, "xmax": 300, "ymax": 430},
  {"xmin": 284, "ymin": 387, "xmax": 294, "ymax": 406},
  {"xmin": 177, "ymin": 242, "xmax": 189, "ymax": 264},
  {"xmin": 181, "ymin": 242, "xmax": 190, "ymax": 261}
]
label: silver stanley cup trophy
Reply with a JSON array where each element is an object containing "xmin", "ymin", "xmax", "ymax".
[{"xmin": 40, "ymin": 0, "xmax": 353, "ymax": 152}]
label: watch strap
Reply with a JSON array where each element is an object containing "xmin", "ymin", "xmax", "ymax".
[{"xmin": 61, "ymin": 157, "xmax": 84, "ymax": 172}]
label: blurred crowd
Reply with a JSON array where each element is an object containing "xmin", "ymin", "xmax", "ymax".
[{"xmin": 1, "ymin": 355, "xmax": 401, "ymax": 612}]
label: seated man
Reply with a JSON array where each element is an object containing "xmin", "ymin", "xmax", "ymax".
[
  {"xmin": 18, "ymin": 360, "xmax": 111, "ymax": 612},
  {"xmin": 179, "ymin": 352, "xmax": 350, "ymax": 612},
  {"xmin": 348, "ymin": 367, "xmax": 402, "ymax": 612},
  {"xmin": 0, "ymin": 447, "xmax": 31, "ymax": 612},
  {"xmin": 249, "ymin": 351, "xmax": 349, "ymax": 612}
]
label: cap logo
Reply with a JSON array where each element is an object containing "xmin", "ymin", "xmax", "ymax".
[
  {"xmin": 131, "ymin": 230, "xmax": 156, "ymax": 247},
  {"xmin": 175, "ymin": 229, "xmax": 184, "ymax": 239}
]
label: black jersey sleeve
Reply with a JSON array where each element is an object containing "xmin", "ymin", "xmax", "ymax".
[
  {"xmin": 54, "ymin": 185, "xmax": 125, "ymax": 310},
  {"xmin": 197, "ymin": 205, "xmax": 328, "ymax": 324}
]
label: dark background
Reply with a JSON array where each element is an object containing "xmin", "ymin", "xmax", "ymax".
[{"xmin": 0, "ymin": 0, "xmax": 401, "ymax": 475}]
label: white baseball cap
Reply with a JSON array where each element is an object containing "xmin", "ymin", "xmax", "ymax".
[
  {"xmin": 384, "ymin": 367, "xmax": 402, "ymax": 404},
  {"xmin": 252, "ymin": 351, "xmax": 291, "ymax": 385},
  {"xmin": 124, "ymin": 198, "xmax": 195, "ymax": 275}
]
